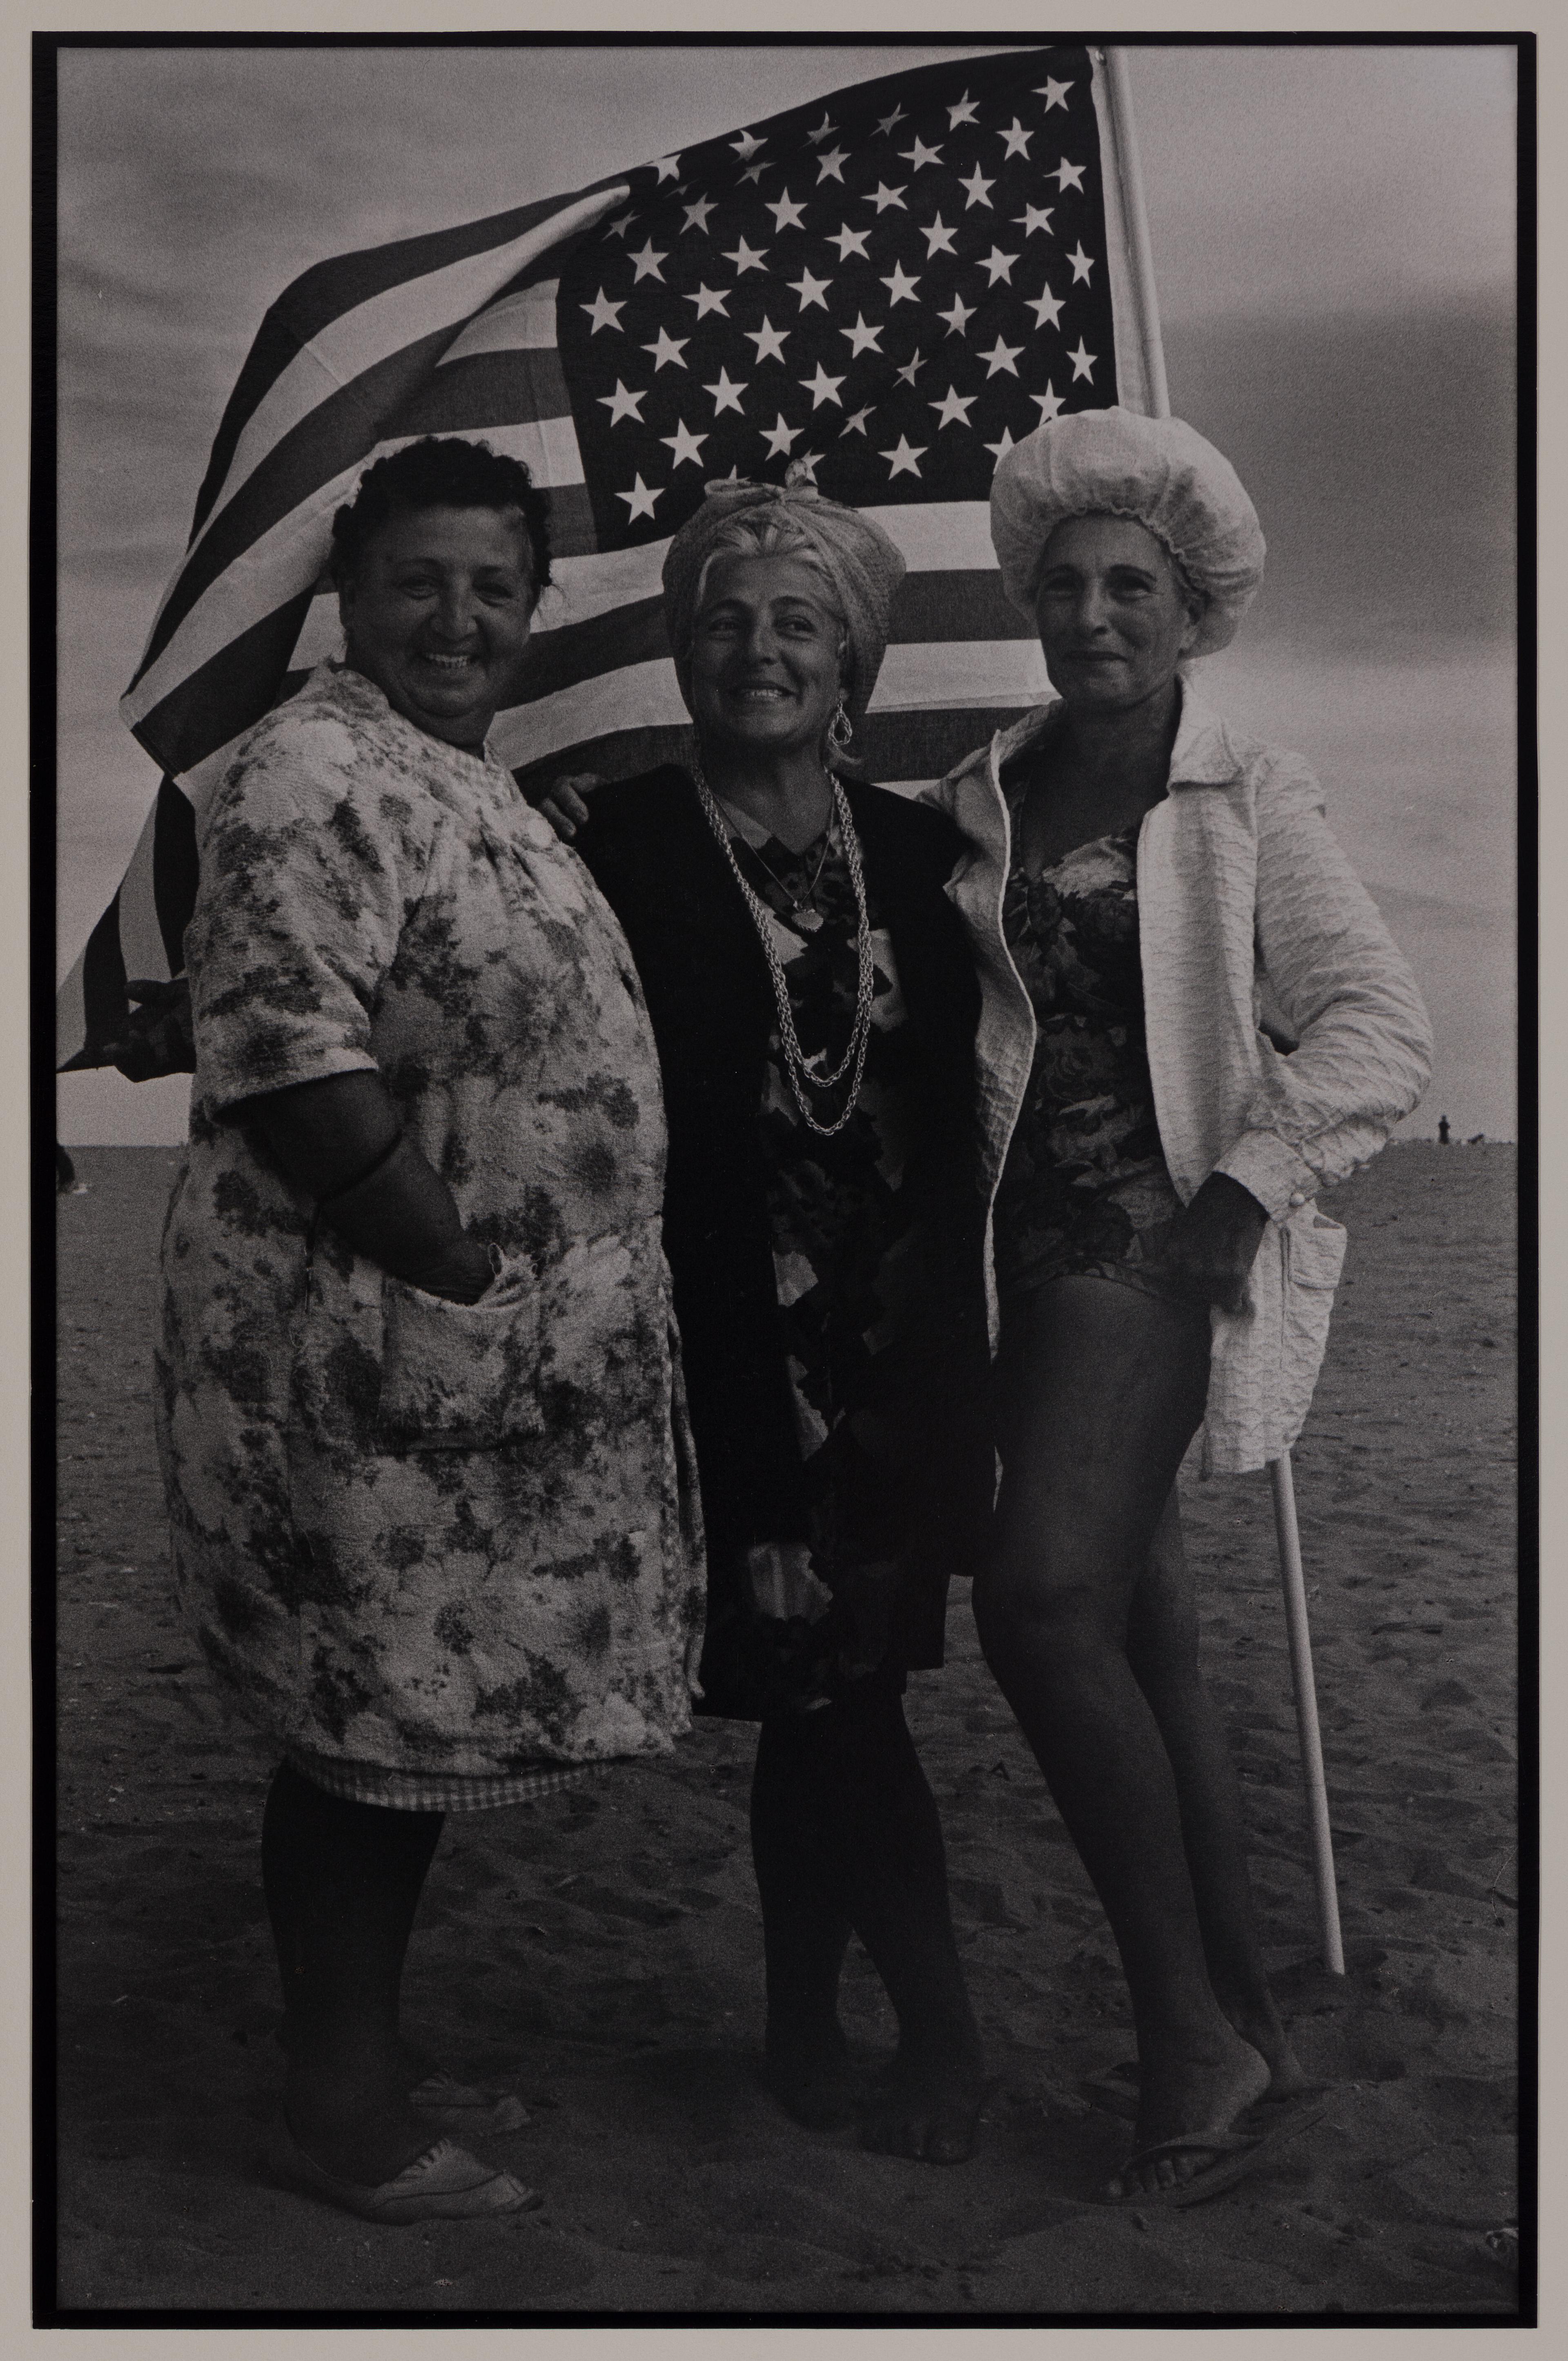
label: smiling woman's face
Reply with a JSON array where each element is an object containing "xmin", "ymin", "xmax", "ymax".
[
  {"xmin": 339, "ymin": 503, "xmax": 538, "ymax": 749},
  {"xmin": 687, "ymin": 553, "xmax": 848, "ymax": 763},
  {"xmin": 1033, "ymin": 513, "xmax": 1202, "ymax": 715}
]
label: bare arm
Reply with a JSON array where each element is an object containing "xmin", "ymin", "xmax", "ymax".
[{"xmin": 244, "ymin": 1070, "xmax": 493, "ymax": 1303}]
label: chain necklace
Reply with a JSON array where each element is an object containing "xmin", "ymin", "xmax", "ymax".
[
  {"xmin": 706, "ymin": 795, "xmax": 833, "ymax": 913},
  {"xmin": 692, "ymin": 758, "xmax": 877, "ymax": 1139}
]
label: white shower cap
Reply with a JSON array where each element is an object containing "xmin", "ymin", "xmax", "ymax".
[{"xmin": 990, "ymin": 407, "xmax": 1265, "ymax": 657}]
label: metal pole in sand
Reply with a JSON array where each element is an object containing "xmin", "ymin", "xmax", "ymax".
[{"xmin": 1269, "ymin": 1452, "xmax": 1345, "ymax": 1974}]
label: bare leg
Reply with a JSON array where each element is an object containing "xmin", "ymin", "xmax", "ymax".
[
  {"xmin": 1129, "ymin": 1495, "xmax": 1305, "ymax": 2096},
  {"xmin": 262, "ymin": 1762, "xmax": 443, "ymax": 2183},
  {"xmin": 751, "ymin": 1720, "xmax": 856, "ymax": 2127},
  {"xmin": 977, "ymin": 1279, "xmax": 1270, "ymax": 2196}
]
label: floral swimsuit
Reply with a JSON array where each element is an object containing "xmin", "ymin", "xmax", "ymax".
[{"xmin": 990, "ymin": 789, "xmax": 1188, "ymax": 1310}]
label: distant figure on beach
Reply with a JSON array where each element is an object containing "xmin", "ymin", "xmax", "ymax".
[
  {"xmin": 1468, "ymin": 1133, "xmax": 1486, "ymax": 1146},
  {"xmin": 546, "ymin": 474, "xmax": 994, "ymax": 2163},
  {"xmin": 1439, "ymin": 1116, "xmax": 1451, "ymax": 1145},
  {"xmin": 934, "ymin": 409, "xmax": 1433, "ymax": 2204},
  {"xmin": 154, "ymin": 439, "xmax": 704, "ymax": 2226}
]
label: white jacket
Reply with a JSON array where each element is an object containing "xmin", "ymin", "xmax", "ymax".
[{"xmin": 933, "ymin": 683, "xmax": 1434, "ymax": 1475}]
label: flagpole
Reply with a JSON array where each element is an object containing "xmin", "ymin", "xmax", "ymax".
[
  {"xmin": 1098, "ymin": 48, "xmax": 1170, "ymax": 419},
  {"xmin": 1102, "ymin": 45, "xmax": 1345, "ymax": 1974}
]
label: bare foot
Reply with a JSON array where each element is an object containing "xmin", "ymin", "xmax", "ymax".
[
  {"xmin": 1216, "ymin": 1992, "xmax": 1309, "ymax": 2100},
  {"xmin": 1109, "ymin": 2028, "xmax": 1271, "ymax": 2200},
  {"xmin": 861, "ymin": 2039, "xmax": 987, "ymax": 2165},
  {"xmin": 762, "ymin": 2029, "xmax": 858, "ymax": 2132}
]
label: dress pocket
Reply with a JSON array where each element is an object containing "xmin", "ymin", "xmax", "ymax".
[{"xmin": 378, "ymin": 1258, "xmax": 545, "ymax": 1450}]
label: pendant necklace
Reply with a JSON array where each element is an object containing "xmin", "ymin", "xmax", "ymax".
[{"xmin": 692, "ymin": 759, "xmax": 876, "ymax": 1139}]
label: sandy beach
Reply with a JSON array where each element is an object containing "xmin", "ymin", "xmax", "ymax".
[{"xmin": 51, "ymin": 1140, "xmax": 1519, "ymax": 2320}]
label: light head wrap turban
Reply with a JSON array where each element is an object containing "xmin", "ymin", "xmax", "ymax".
[
  {"xmin": 662, "ymin": 467, "xmax": 907, "ymax": 733},
  {"xmin": 990, "ymin": 407, "xmax": 1265, "ymax": 658}
]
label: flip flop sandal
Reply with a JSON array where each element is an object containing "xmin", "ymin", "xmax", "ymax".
[
  {"xmin": 268, "ymin": 2116, "xmax": 542, "ymax": 2224},
  {"xmin": 1108, "ymin": 2100, "xmax": 1326, "ymax": 2210},
  {"xmin": 409, "ymin": 2070, "xmax": 530, "ymax": 2135}
]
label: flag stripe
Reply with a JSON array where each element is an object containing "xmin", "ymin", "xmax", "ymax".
[
  {"xmin": 503, "ymin": 704, "xmax": 1031, "ymax": 797},
  {"xmin": 514, "ymin": 568, "xmax": 1031, "ymax": 704},
  {"xmin": 130, "ymin": 597, "xmax": 319, "ymax": 782},
  {"xmin": 187, "ymin": 188, "xmax": 624, "ymax": 540},
  {"xmin": 59, "ymin": 892, "xmax": 128, "ymax": 1069},
  {"xmin": 151, "ymin": 776, "xmax": 201, "ymax": 972},
  {"xmin": 490, "ymin": 639, "xmax": 1047, "ymax": 770},
  {"xmin": 192, "ymin": 197, "xmax": 617, "ymax": 550},
  {"xmin": 383, "ymin": 347, "xmax": 576, "ymax": 443}
]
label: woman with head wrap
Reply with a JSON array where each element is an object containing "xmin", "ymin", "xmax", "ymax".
[
  {"xmin": 545, "ymin": 470, "xmax": 993, "ymax": 2161},
  {"xmin": 934, "ymin": 408, "xmax": 1432, "ymax": 2203}
]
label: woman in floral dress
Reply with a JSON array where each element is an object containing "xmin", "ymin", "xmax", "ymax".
[
  {"xmin": 154, "ymin": 438, "xmax": 704, "ymax": 2223},
  {"xmin": 546, "ymin": 475, "xmax": 994, "ymax": 2164}
]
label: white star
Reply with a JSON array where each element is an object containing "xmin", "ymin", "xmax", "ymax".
[
  {"xmin": 739, "ymin": 160, "xmax": 773, "ymax": 187},
  {"xmin": 840, "ymin": 312, "xmax": 883, "ymax": 356},
  {"xmin": 947, "ymin": 92, "xmax": 980, "ymax": 129},
  {"xmin": 875, "ymin": 103, "xmax": 906, "ymax": 138},
  {"xmin": 744, "ymin": 316, "xmax": 790, "ymax": 364},
  {"xmin": 682, "ymin": 194, "xmax": 717, "ymax": 234},
  {"xmin": 880, "ymin": 433, "xmax": 927, "ymax": 478},
  {"xmin": 864, "ymin": 181, "xmax": 909, "ymax": 214},
  {"xmin": 880, "ymin": 260, "xmax": 920, "ymax": 306},
  {"xmin": 998, "ymin": 118, "xmax": 1033, "ymax": 159},
  {"xmin": 979, "ymin": 335, "xmax": 1022, "ymax": 378},
  {"xmin": 731, "ymin": 128, "xmax": 765, "ymax": 163},
  {"xmin": 629, "ymin": 238, "xmax": 668, "ymax": 283},
  {"xmin": 843, "ymin": 404, "xmax": 875, "ymax": 436},
  {"xmin": 806, "ymin": 112, "xmax": 837, "ymax": 145},
  {"xmin": 685, "ymin": 283, "xmax": 731, "ymax": 318},
  {"xmin": 958, "ymin": 163, "xmax": 995, "ymax": 210},
  {"xmin": 815, "ymin": 145, "xmax": 849, "ymax": 185},
  {"xmin": 1067, "ymin": 243, "xmax": 1095, "ymax": 283},
  {"xmin": 930, "ymin": 384, "xmax": 977, "ymax": 428},
  {"xmin": 1036, "ymin": 76, "xmax": 1072, "ymax": 112},
  {"xmin": 1055, "ymin": 157, "xmax": 1088, "ymax": 194},
  {"xmin": 761, "ymin": 412, "xmax": 803, "ymax": 458},
  {"xmin": 800, "ymin": 361, "xmax": 845, "ymax": 408},
  {"xmin": 786, "ymin": 266, "xmax": 833, "ymax": 311},
  {"xmin": 920, "ymin": 212, "xmax": 958, "ymax": 258},
  {"xmin": 604, "ymin": 209, "xmax": 635, "ymax": 239},
  {"xmin": 765, "ymin": 189, "xmax": 807, "ymax": 233},
  {"xmin": 661, "ymin": 420, "xmax": 708, "ymax": 470},
  {"xmin": 703, "ymin": 366, "xmax": 749, "ymax": 415},
  {"xmin": 598, "ymin": 379, "xmax": 648, "ymax": 425},
  {"xmin": 724, "ymin": 236, "xmax": 770, "ymax": 276},
  {"xmin": 617, "ymin": 473, "xmax": 661, "ymax": 521},
  {"xmin": 641, "ymin": 326, "xmax": 689, "ymax": 371},
  {"xmin": 899, "ymin": 135, "xmax": 944, "ymax": 172},
  {"xmin": 1014, "ymin": 203, "xmax": 1055, "ymax": 238},
  {"xmin": 1068, "ymin": 339, "xmax": 1097, "ymax": 381},
  {"xmin": 1026, "ymin": 281, "xmax": 1065, "ymax": 330},
  {"xmin": 979, "ymin": 245, "xmax": 1019, "ymax": 286},
  {"xmin": 984, "ymin": 423, "xmax": 1017, "ymax": 461},
  {"xmin": 581, "ymin": 288, "xmax": 625, "ymax": 334},
  {"xmin": 653, "ymin": 154, "xmax": 681, "ymax": 183},
  {"xmin": 938, "ymin": 291, "xmax": 977, "ymax": 337},
  {"xmin": 1031, "ymin": 383, "xmax": 1066, "ymax": 422},
  {"xmin": 825, "ymin": 223, "xmax": 871, "ymax": 261},
  {"xmin": 895, "ymin": 349, "xmax": 924, "ymax": 388}
]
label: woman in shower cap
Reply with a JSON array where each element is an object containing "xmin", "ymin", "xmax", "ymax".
[
  {"xmin": 546, "ymin": 468, "xmax": 994, "ymax": 2162},
  {"xmin": 935, "ymin": 406, "xmax": 1432, "ymax": 2204}
]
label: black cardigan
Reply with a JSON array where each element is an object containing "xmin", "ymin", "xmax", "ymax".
[{"xmin": 574, "ymin": 766, "xmax": 993, "ymax": 1656}]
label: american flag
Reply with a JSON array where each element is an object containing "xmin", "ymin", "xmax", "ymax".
[{"xmin": 59, "ymin": 43, "xmax": 1156, "ymax": 1070}]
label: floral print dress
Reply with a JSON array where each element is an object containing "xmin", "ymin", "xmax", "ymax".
[
  {"xmin": 990, "ymin": 806, "xmax": 1187, "ymax": 1309},
  {"xmin": 154, "ymin": 664, "xmax": 705, "ymax": 1800}
]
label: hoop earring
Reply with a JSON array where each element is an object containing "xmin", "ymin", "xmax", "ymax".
[{"xmin": 826, "ymin": 701, "xmax": 853, "ymax": 760}]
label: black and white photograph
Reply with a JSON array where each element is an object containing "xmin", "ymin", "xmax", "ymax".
[{"xmin": 43, "ymin": 30, "xmax": 1525, "ymax": 2325}]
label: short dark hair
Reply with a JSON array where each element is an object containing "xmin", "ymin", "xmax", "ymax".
[{"xmin": 329, "ymin": 437, "xmax": 552, "ymax": 599}]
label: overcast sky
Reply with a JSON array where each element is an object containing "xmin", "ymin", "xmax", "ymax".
[{"xmin": 54, "ymin": 38, "xmax": 1518, "ymax": 1143}]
